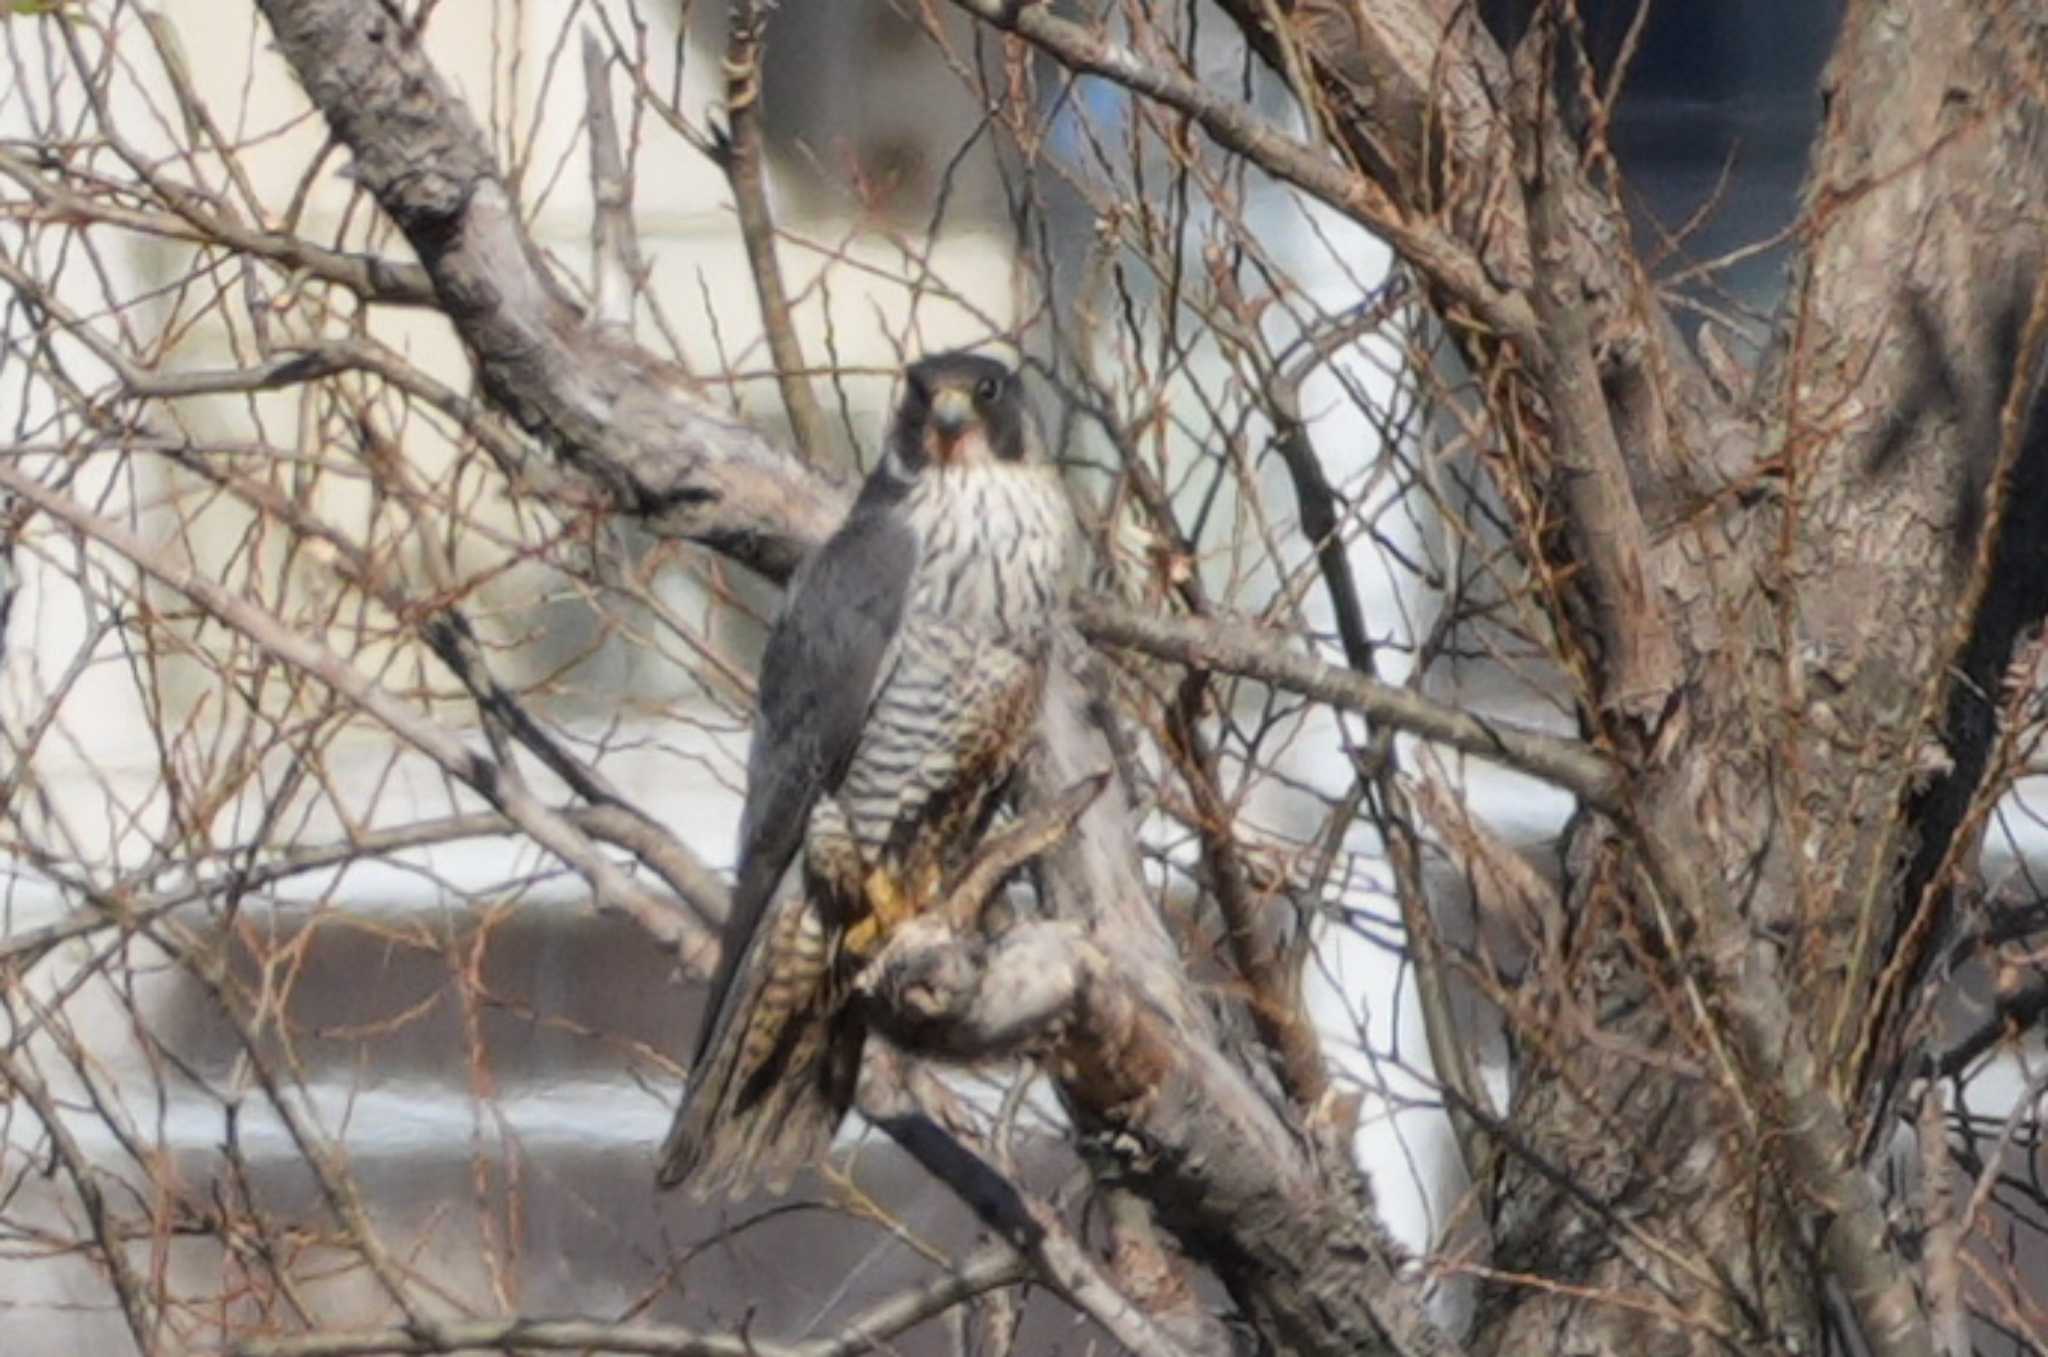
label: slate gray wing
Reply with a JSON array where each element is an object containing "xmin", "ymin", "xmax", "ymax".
[{"xmin": 690, "ymin": 500, "xmax": 917, "ymax": 1065}]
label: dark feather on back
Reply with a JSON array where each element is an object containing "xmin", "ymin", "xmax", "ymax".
[{"xmin": 691, "ymin": 497, "xmax": 918, "ymax": 1065}]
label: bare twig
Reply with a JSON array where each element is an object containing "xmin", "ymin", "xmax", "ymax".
[
  {"xmin": 0, "ymin": 141, "xmax": 438, "ymax": 309},
  {"xmin": 716, "ymin": 0, "xmax": 830, "ymax": 464},
  {"xmin": 0, "ymin": 459, "xmax": 711, "ymax": 968},
  {"xmin": 582, "ymin": 27, "xmax": 649, "ymax": 327},
  {"xmin": 940, "ymin": 0, "xmax": 1538, "ymax": 347},
  {"xmin": 0, "ymin": 1049, "xmax": 161, "ymax": 1355},
  {"xmin": 226, "ymin": 1241, "xmax": 1025, "ymax": 1357},
  {"xmin": 1164, "ymin": 673, "xmax": 1327, "ymax": 1107}
]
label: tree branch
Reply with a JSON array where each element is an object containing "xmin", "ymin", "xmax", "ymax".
[
  {"xmin": 0, "ymin": 460, "xmax": 711, "ymax": 970},
  {"xmin": 227, "ymin": 1242, "xmax": 1025, "ymax": 1357},
  {"xmin": 941, "ymin": 0, "xmax": 1538, "ymax": 348},
  {"xmin": 1077, "ymin": 598, "xmax": 1622, "ymax": 810},
  {"xmin": 581, "ymin": 27, "xmax": 648, "ymax": 328},
  {"xmin": 254, "ymin": 0, "xmax": 848, "ymax": 582},
  {"xmin": 716, "ymin": 0, "xmax": 830, "ymax": 465},
  {"xmin": 1514, "ymin": 18, "xmax": 1676, "ymax": 714},
  {"xmin": 864, "ymin": 1085, "xmax": 1202, "ymax": 1357},
  {"xmin": 229, "ymin": 1318, "xmax": 782, "ymax": 1357},
  {"xmin": 0, "ymin": 144, "xmax": 439, "ymax": 308},
  {"xmin": 1207, "ymin": 0, "xmax": 1729, "ymax": 519},
  {"xmin": 859, "ymin": 875, "xmax": 1455, "ymax": 1357}
]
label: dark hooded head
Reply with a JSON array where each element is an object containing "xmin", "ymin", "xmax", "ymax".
[{"xmin": 880, "ymin": 351, "xmax": 1037, "ymax": 484}]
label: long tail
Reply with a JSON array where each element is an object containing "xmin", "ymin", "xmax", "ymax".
[{"xmin": 656, "ymin": 893, "xmax": 862, "ymax": 1198}]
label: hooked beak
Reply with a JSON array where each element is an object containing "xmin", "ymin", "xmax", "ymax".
[{"xmin": 928, "ymin": 387, "xmax": 974, "ymax": 465}]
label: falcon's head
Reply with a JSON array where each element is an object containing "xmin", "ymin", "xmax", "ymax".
[{"xmin": 884, "ymin": 351, "xmax": 1040, "ymax": 478}]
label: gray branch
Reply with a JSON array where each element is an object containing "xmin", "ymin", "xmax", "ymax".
[
  {"xmin": 1078, "ymin": 599, "xmax": 1622, "ymax": 810},
  {"xmin": 229, "ymin": 1243, "xmax": 1024, "ymax": 1357},
  {"xmin": 254, "ymin": 0, "xmax": 848, "ymax": 583}
]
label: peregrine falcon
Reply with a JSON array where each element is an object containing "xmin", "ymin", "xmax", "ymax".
[{"xmin": 657, "ymin": 351, "xmax": 1077, "ymax": 1197}]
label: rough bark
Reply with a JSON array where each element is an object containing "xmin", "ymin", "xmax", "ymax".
[{"xmin": 1158, "ymin": 2, "xmax": 2048, "ymax": 1355}]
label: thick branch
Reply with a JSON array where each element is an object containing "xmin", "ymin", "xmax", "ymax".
[
  {"xmin": 860, "ymin": 892, "xmax": 1456, "ymax": 1357},
  {"xmin": 255, "ymin": 0, "xmax": 847, "ymax": 581},
  {"xmin": 1632, "ymin": 802, "xmax": 1935, "ymax": 1357},
  {"xmin": 863, "ymin": 1088, "xmax": 1201, "ymax": 1357},
  {"xmin": 1209, "ymin": 0, "xmax": 1727, "ymax": 518},
  {"xmin": 1078, "ymin": 599, "xmax": 1622, "ymax": 810},
  {"xmin": 1515, "ymin": 27, "xmax": 1677, "ymax": 713}
]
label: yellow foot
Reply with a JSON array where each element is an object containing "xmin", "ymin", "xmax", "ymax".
[
  {"xmin": 842, "ymin": 860, "xmax": 942, "ymax": 960},
  {"xmin": 842, "ymin": 867, "xmax": 898, "ymax": 959}
]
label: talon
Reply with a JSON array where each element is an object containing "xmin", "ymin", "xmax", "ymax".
[
  {"xmin": 865, "ymin": 865, "xmax": 914, "ymax": 927},
  {"xmin": 915, "ymin": 858, "xmax": 943, "ymax": 911},
  {"xmin": 845, "ymin": 860, "xmax": 951, "ymax": 962},
  {"xmin": 845, "ymin": 867, "xmax": 903, "ymax": 960}
]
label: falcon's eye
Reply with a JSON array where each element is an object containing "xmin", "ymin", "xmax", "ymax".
[{"xmin": 975, "ymin": 375, "xmax": 1002, "ymax": 403}]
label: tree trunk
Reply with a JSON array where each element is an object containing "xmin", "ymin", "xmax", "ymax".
[{"xmin": 1196, "ymin": 2, "xmax": 2048, "ymax": 1353}]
